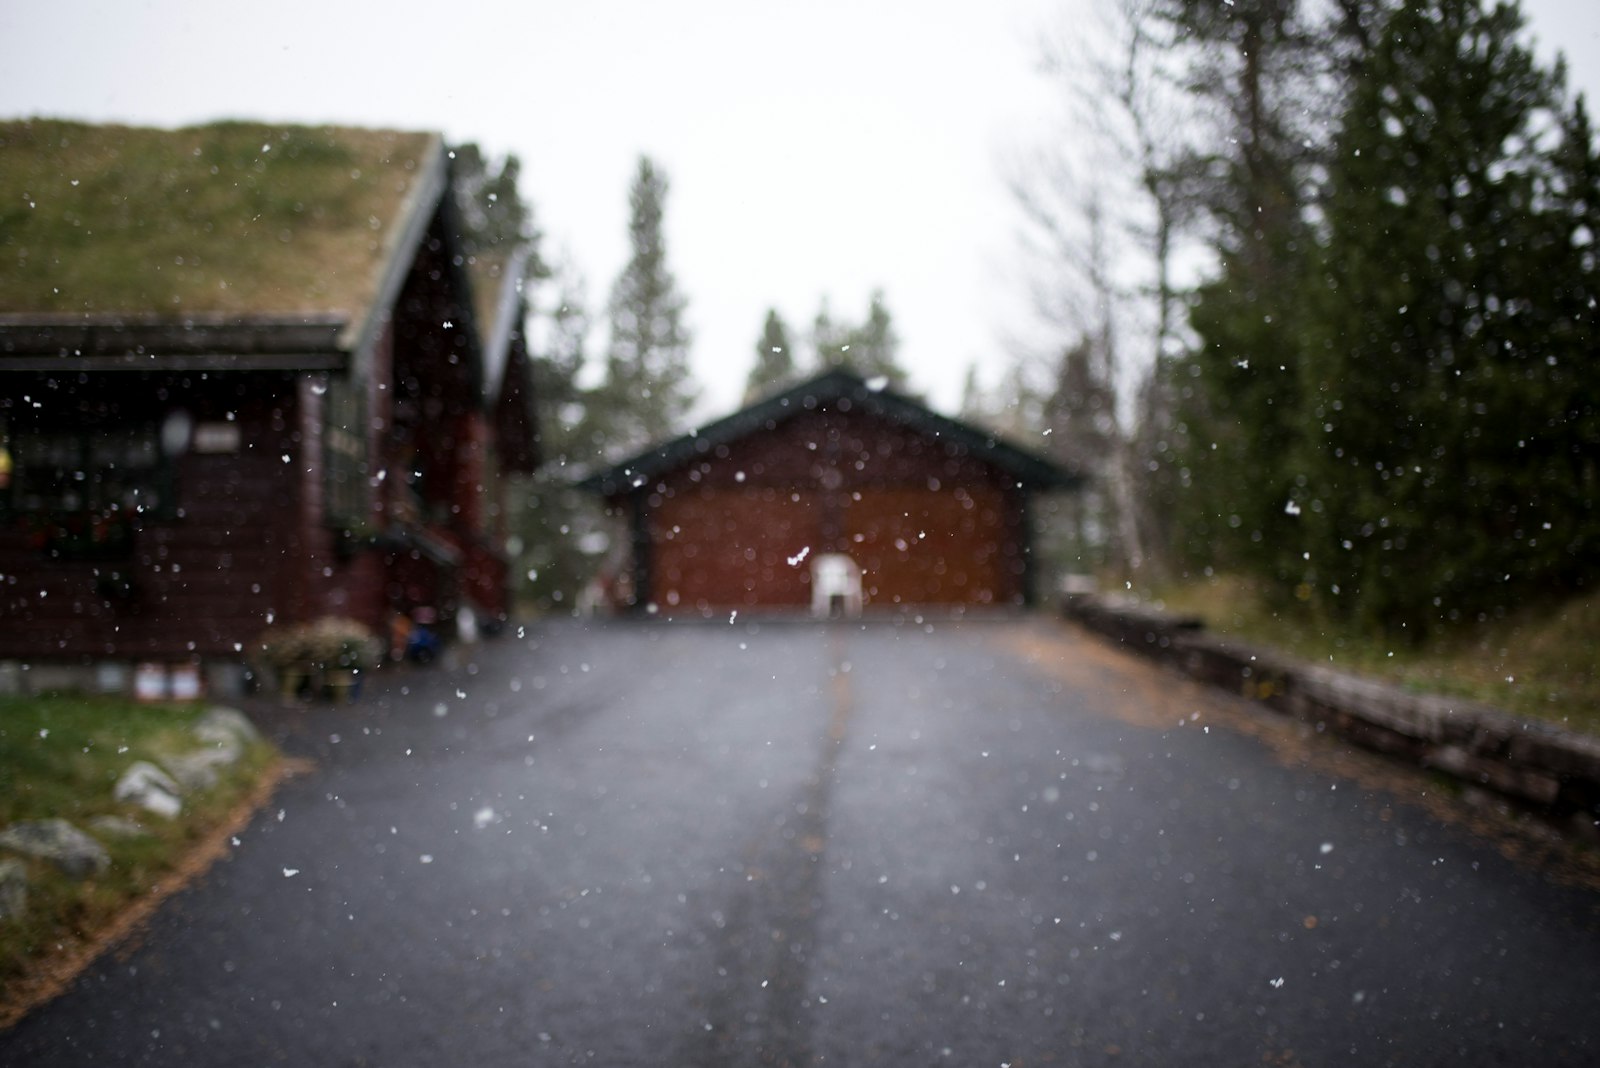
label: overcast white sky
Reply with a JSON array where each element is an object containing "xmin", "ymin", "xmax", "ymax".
[{"xmin": 2, "ymin": 0, "xmax": 1596, "ymax": 420}]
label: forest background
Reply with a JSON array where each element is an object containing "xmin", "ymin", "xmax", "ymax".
[{"xmin": 456, "ymin": 0, "xmax": 1596, "ymax": 723}]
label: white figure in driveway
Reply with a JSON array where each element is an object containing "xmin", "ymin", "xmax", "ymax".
[{"xmin": 811, "ymin": 553, "xmax": 863, "ymax": 618}]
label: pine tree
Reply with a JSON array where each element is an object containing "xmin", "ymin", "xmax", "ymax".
[
  {"xmin": 848, "ymin": 290, "xmax": 908, "ymax": 388},
  {"xmin": 811, "ymin": 298, "xmax": 851, "ymax": 369},
  {"xmin": 808, "ymin": 291, "xmax": 910, "ymax": 388},
  {"xmin": 596, "ymin": 156, "xmax": 696, "ymax": 451},
  {"xmin": 450, "ymin": 144, "xmax": 546, "ymax": 273},
  {"xmin": 1537, "ymin": 93, "xmax": 1600, "ymax": 591},
  {"xmin": 744, "ymin": 308, "xmax": 797, "ymax": 402},
  {"xmin": 1300, "ymin": 0, "xmax": 1593, "ymax": 634},
  {"xmin": 1043, "ymin": 339, "xmax": 1120, "ymax": 571},
  {"xmin": 958, "ymin": 363, "xmax": 987, "ymax": 423},
  {"xmin": 538, "ymin": 263, "xmax": 592, "ymax": 464},
  {"xmin": 510, "ymin": 261, "xmax": 605, "ymax": 611},
  {"xmin": 1157, "ymin": 0, "xmax": 1328, "ymax": 585}
]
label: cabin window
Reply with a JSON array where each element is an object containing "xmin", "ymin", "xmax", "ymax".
[
  {"xmin": 0, "ymin": 417, "xmax": 168, "ymax": 557},
  {"xmin": 324, "ymin": 377, "xmax": 370, "ymax": 529}
]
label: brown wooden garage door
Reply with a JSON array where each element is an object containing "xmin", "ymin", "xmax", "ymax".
[
  {"xmin": 649, "ymin": 482, "xmax": 1019, "ymax": 612},
  {"xmin": 650, "ymin": 486, "xmax": 821, "ymax": 611},
  {"xmin": 842, "ymin": 485, "xmax": 1018, "ymax": 607}
]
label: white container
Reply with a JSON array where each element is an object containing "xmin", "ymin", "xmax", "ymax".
[
  {"xmin": 169, "ymin": 663, "xmax": 203, "ymax": 701},
  {"xmin": 134, "ymin": 663, "xmax": 168, "ymax": 703}
]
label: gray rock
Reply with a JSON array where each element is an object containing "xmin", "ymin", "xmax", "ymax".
[
  {"xmin": 88, "ymin": 814, "xmax": 148, "ymax": 839},
  {"xmin": 114, "ymin": 761, "xmax": 183, "ymax": 818},
  {"xmin": 162, "ymin": 750, "xmax": 225, "ymax": 791},
  {"xmin": 0, "ymin": 858, "xmax": 26, "ymax": 920},
  {"xmin": 162, "ymin": 708, "xmax": 258, "ymax": 791},
  {"xmin": 189, "ymin": 726, "xmax": 244, "ymax": 762},
  {"xmin": 195, "ymin": 706, "xmax": 261, "ymax": 746},
  {"xmin": 163, "ymin": 731, "xmax": 252, "ymax": 791},
  {"xmin": 0, "ymin": 819, "xmax": 111, "ymax": 879}
]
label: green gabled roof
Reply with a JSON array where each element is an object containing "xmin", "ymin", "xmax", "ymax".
[
  {"xmin": 0, "ymin": 119, "xmax": 441, "ymax": 326},
  {"xmin": 578, "ymin": 368, "xmax": 1082, "ymax": 496}
]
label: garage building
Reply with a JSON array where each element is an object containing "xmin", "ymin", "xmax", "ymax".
[{"xmin": 579, "ymin": 369, "xmax": 1078, "ymax": 615}]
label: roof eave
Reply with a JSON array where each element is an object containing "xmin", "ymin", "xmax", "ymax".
[
  {"xmin": 481, "ymin": 244, "xmax": 532, "ymax": 403},
  {"xmin": 0, "ymin": 312, "xmax": 349, "ymax": 372}
]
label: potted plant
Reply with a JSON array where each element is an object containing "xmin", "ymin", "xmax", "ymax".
[
  {"xmin": 253, "ymin": 617, "xmax": 379, "ymax": 703},
  {"xmin": 305, "ymin": 617, "xmax": 379, "ymax": 702},
  {"xmin": 253, "ymin": 623, "xmax": 313, "ymax": 702}
]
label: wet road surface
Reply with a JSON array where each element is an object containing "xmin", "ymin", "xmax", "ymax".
[{"xmin": 3, "ymin": 617, "xmax": 1598, "ymax": 1065}]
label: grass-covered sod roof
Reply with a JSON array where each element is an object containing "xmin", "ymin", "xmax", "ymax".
[{"xmin": 0, "ymin": 119, "xmax": 438, "ymax": 319}]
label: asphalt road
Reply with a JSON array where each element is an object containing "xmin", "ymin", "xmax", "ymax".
[{"xmin": 3, "ymin": 616, "xmax": 1598, "ymax": 1066}]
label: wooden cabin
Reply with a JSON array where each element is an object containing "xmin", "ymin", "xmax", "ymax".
[
  {"xmin": 0, "ymin": 120, "xmax": 537, "ymax": 692},
  {"xmin": 579, "ymin": 369, "xmax": 1077, "ymax": 615}
]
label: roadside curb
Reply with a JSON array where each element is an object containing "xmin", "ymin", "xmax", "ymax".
[{"xmin": 1061, "ymin": 594, "xmax": 1600, "ymax": 835}]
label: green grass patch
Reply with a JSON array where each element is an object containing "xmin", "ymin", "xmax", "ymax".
[
  {"xmin": 1140, "ymin": 575, "xmax": 1600, "ymax": 736},
  {"xmin": 0, "ymin": 694, "xmax": 278, "ymax": 996}
]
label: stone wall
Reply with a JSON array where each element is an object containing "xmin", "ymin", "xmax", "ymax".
[{"xmin": 1062, "ymin": 595, "xmax": 1600, "ymax": 833}]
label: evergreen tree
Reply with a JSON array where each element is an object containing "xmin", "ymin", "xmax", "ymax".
[
  {"xmin": 1539, "ymin": 92, "xmax": 1600, "ymax": 589},
  {"xmin": 994, "ymin": 361, "xmax": 1049, "ymax": 440},
  {"xmin": 1157, "ymin": 0, "xmax": 1328, "ymax": 584},
  {"xmin": 596, "ymin": 156, "xmax": 696, "ymax": 451},
  {"xmin": 1298, "ymin": 0, "xmax": 1598, "ymax": 634},
  {"xmin": 1168, "ymin": 242, "xmax": 1318, "ymax": 583},
  {"xmin": 811, "ymin": 298, "xmax": 851, "ymax": 369},
  {"xmin": 1043, "ymin": 339, "xmax": 1120, "ymax": 571},
  {"xmin": 1047, "ymin": 341, "xmax": 1117, "ymax": 474},
  {"xmin": 451, "ymin": 144, "xmax": 546, "ymax": 273},
  {"xmin": 744, "ymin": 308, "xmax": 797, "ymax": 402},
  {"xmin": 958, "ymin": 363, "xmax": 987, "ymax": 423},
  {"xmin": 537, "ymin": 264, "xmax": 593, "ymax": 464},
  {"xmin": 509, "ymin": 262, "xmax": 604, "ymax": 612},
  {"xmin": 849, "ymin": 290, "xmax": 908, "ymax": 388},
  {"xmin": 809, "ymin": 290, "xmax": 910, "ymax": 388},
  {"xmin": 1127, "ymin": 350, "xmax": 1184, "ymax": 575}
]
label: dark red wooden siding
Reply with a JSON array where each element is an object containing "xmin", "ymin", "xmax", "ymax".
[
  {"xmin": 0, "ymin": 372, "xmax": 308, "ymax": 659},
  {"xmin": 637, "ymin": 407, "xmax": 1027, "ymax": 612}
]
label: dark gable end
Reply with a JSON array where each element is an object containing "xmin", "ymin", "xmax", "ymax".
[
  {"xmin": 580, "ymin": 368, "xmax": 1081, "ymax": 497},
  {"xmin": 472, "ymin": 245, "xmax": 541, "ymax": 474}
]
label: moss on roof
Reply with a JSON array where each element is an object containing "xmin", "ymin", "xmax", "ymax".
[{"xmin": 0, "ymin": 119, "xmax": 439, "ymax": 319}]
